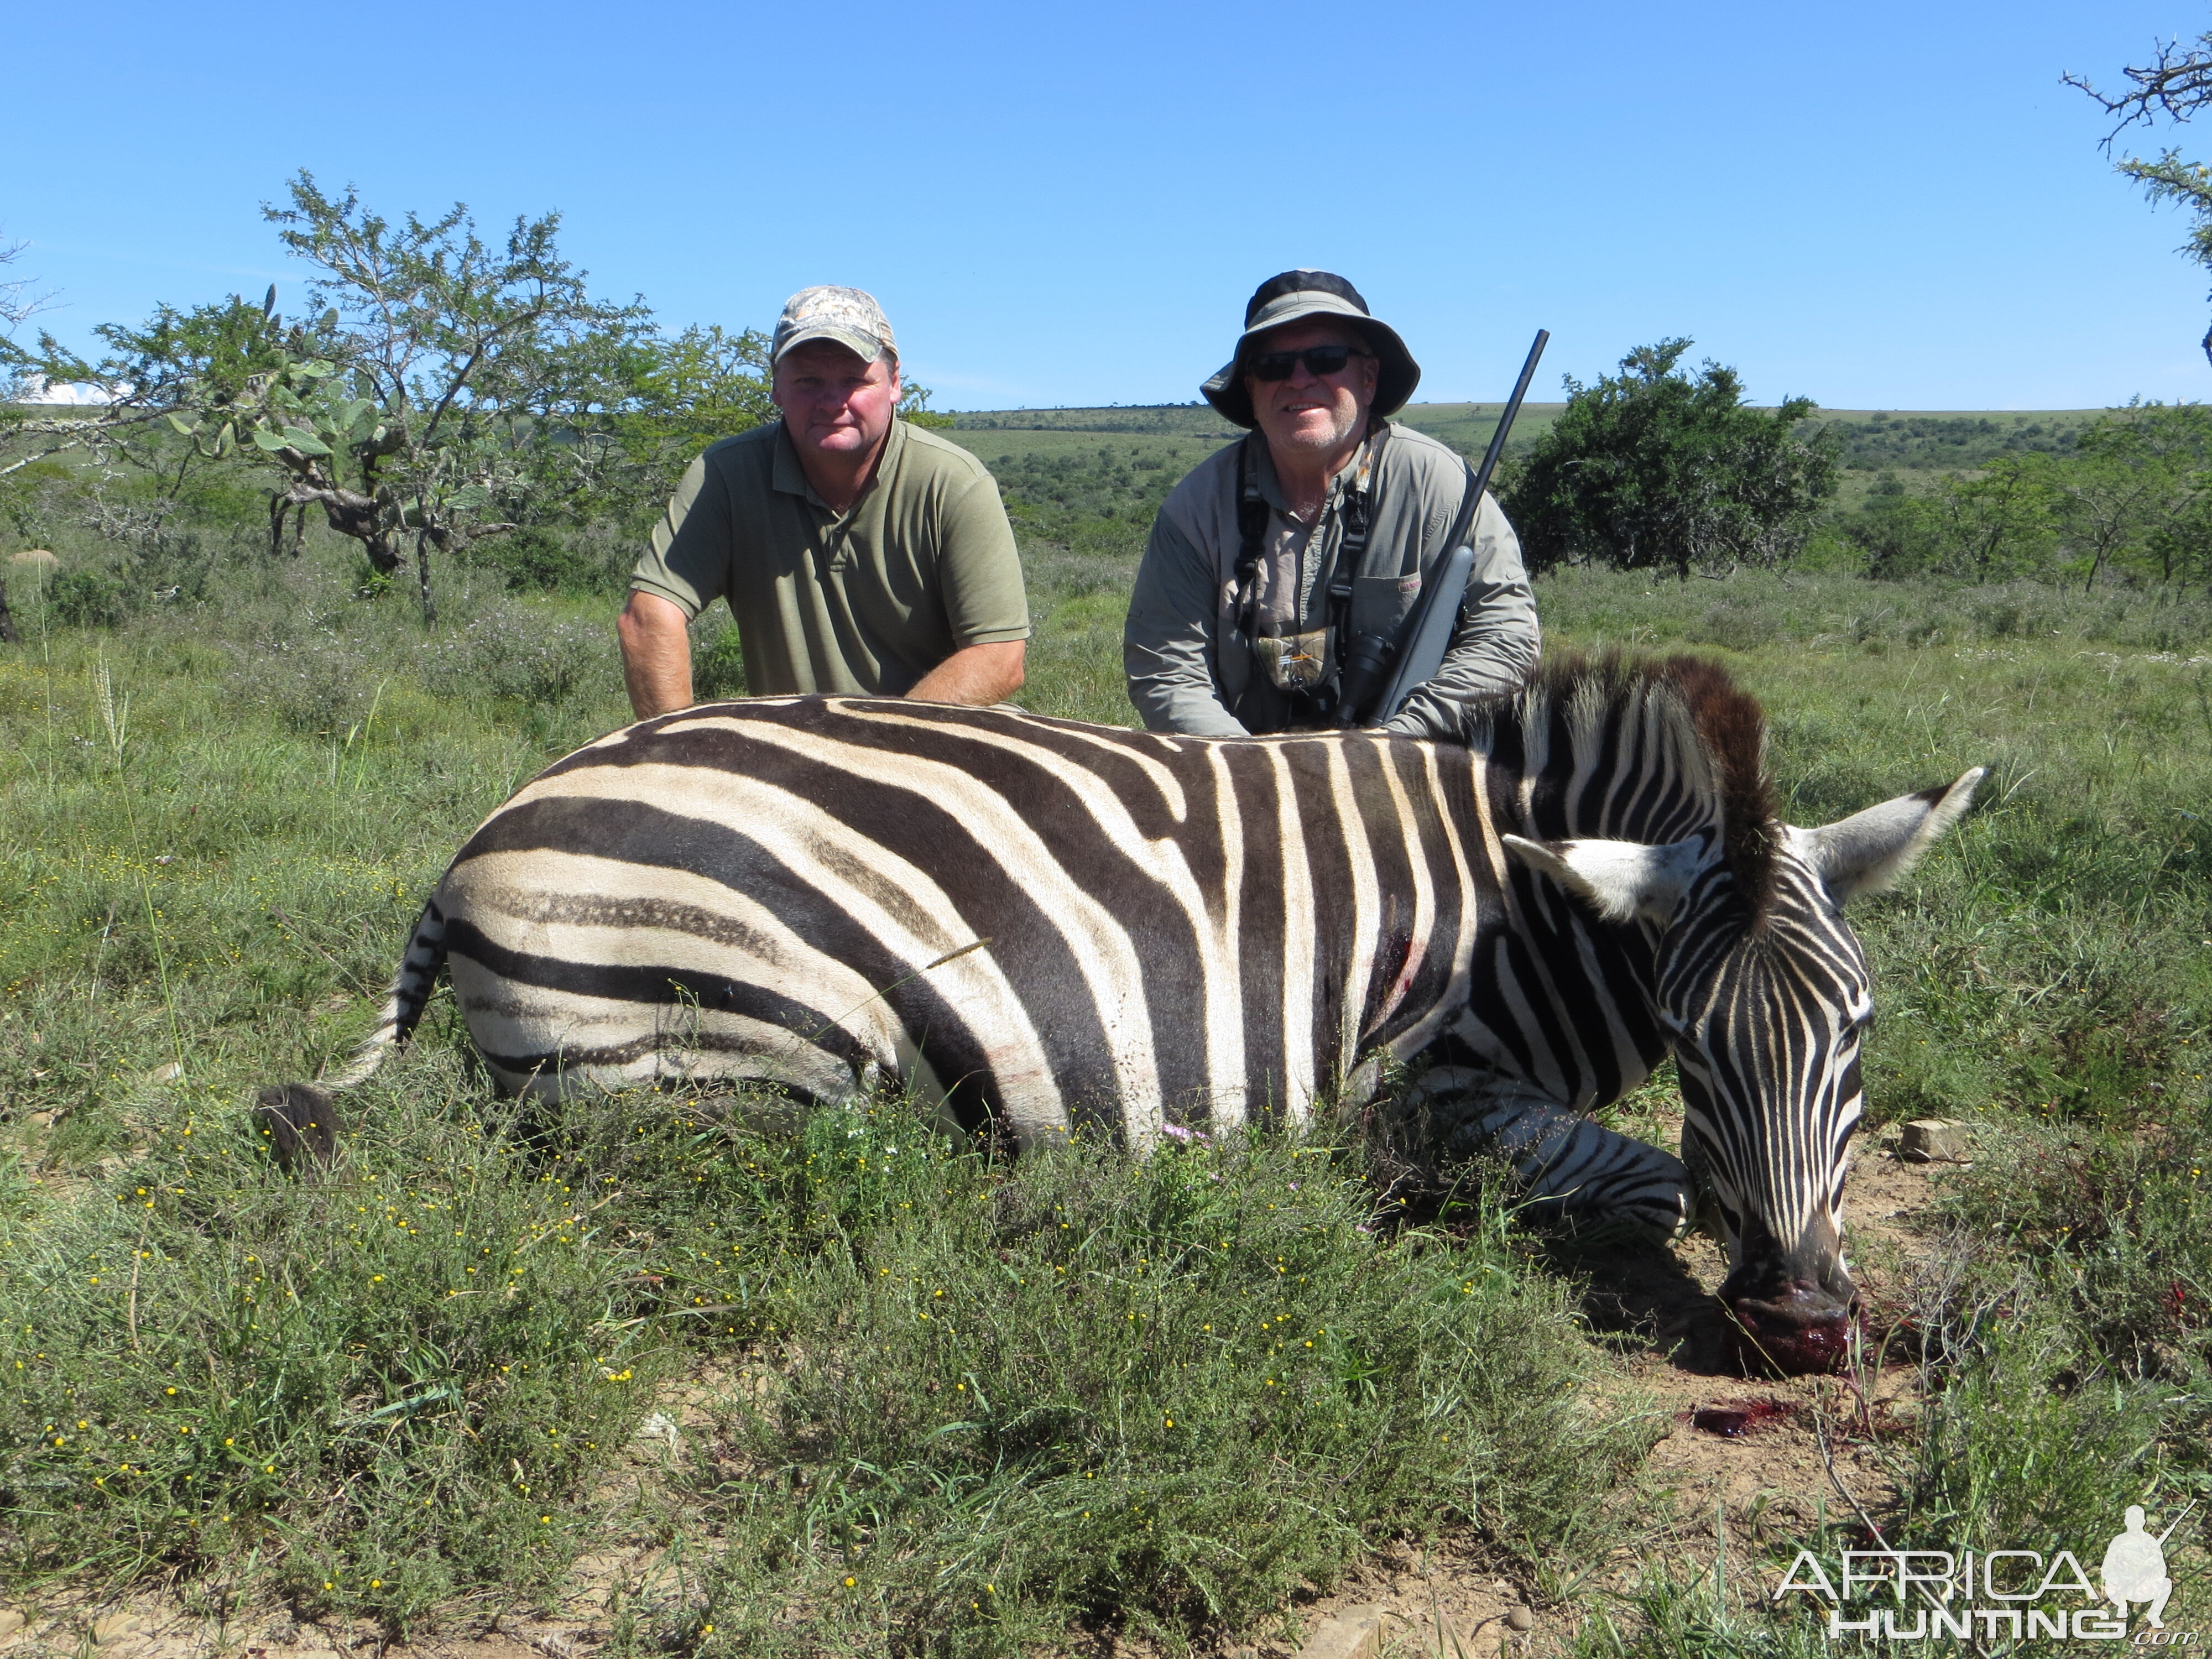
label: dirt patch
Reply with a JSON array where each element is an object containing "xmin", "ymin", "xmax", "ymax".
[
  {"xmin": 1613, "ymin": 1140, "xmax": 1947, "ymax": 1532},
  {"xmin": 0, "ymin": 1606, "xmax": 599, "ymax": 1659},
  {"xmin": 0, "ymin": 1417, "xmax": 704, "ymax": 1659},
  {"xmin": 1259, "ymin": 1134, "xmax": 1965, "ymax": 1656}
]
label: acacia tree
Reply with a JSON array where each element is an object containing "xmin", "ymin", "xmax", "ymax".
[
  {"xmin": 0, "ymin": 234, "xmax": 58, "ymax": 645},
  {"xmin": 1502, "ymin": 339, "xmax": 1840, "ymax": 579},
  {"xmin": 44, "ymin": 174, "xmax": 641, "ymax": 620},
  {"xmin": 12, "ymin": 179, "xmax": 940, "ymax": 619},
  {"xmin": 2056, "ymin": 401, "xmax": 2212, "ymax": 592},
  {"xmin": 524, "ymin": 320, "xmax": 778, "ymax": 529},
  {"xmin": 1, "ymin": 237, "xmax": 178, "ymax": 492},
  {"xmin": 1930, "ymin": 456, "xmax": 2064, "ymax": 583},
  {"xmin": 0, "ymin": 234, "xmax": 47, "ymax": 390},
  {"xmin": 2070, "ymin": 33, "xmax": 2212, "ymax": 365},
  {"xmin": 263, "ymin": 174, "xmax": 641, "ymax": 618}
]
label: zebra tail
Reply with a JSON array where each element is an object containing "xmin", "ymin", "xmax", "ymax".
[
  {"xmin": 254, "ymin": 898, "xmax": 448, "ymax": 1170},
  {"xmin": 325, "ymin": 897, "xmax": 448, "ymax": 1088}
]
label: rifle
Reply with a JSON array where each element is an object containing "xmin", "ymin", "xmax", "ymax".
[{"xmin": 1337, "ymin": 327, "xmax": 1549, "ymax": 726}]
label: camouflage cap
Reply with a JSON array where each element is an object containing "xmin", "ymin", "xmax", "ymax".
[
  {"xmin": 1201, "ymin": 270, "xmax": 1420, "ymax": 429},
  {"xmin": 771, "ymin": 285, "xmax": 898, "ymax": 367}
]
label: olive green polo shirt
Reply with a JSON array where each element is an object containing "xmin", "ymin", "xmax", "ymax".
[{"xmin": 630, "ymin": 417, "xmax": 1030, "ymax": 696}]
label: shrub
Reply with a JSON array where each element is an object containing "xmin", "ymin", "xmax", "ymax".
[
  {"xmin": 48, "ymin": 567, "xmax": 128, "ymax": 629},
  {"xmin": 233, "ymin": 636, "xmax": 377, "ymax": 734},
  {"xmin": 1504, "ymin": 339, "xmax": 1840, "ymax": 578},
  {"xmin": 413, "ymin": 607, "xmax": 614, "ymax": 707},
  {"xmin": 691, "ymin": 620, "xmax": 748, "ymax": 700},
  {"xmin": 468, "ymin": 527, "xmax": 618, "ymax": 595}
]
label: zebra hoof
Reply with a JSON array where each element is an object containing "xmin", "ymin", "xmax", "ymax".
[{"xmin": 253, "ymin": 1084, "xmax": 341, "ymax": 1173}]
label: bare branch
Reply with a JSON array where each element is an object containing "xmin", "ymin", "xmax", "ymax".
[
  {"xmin": 2067, "ymin": 33, "xmax": 2212, "ymax": 147},
  {"xmin": 0, "ymin": 234, "xmax": 56, "ymax": 335}
]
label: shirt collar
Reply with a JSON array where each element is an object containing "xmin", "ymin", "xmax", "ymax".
[{"xmin": 771, "ymin": 414, "xmax": 907, "ymax": 510}]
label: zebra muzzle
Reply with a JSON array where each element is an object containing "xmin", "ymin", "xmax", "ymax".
[
  {"xmin": 1715, "ymin": 1213, "xmax": 1858, "ymax": 1375},
  {"xmin": 1721, "ymin": 1277, "xmax": 1858, "ymax": 1375}
]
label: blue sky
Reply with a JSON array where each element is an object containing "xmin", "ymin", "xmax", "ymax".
[{"xmin": 7, "ymin": 0, "xmax": 2208, "ymax": 411}]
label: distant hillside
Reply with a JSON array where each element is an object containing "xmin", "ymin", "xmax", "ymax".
[
  {"xmin": 1393, "ymin": 402, "xmax": 1568, "ymax": 459},
  {"xmin": 951, "ymin": 402, "xmax": 2113, "ymax": 474},
  {"xmin": 1804, "ymin": 409, "xmax": 2099, "ymax": 470},
  {"xmin": 950, "ymin": 405, "xmax": 1237, "ymax": 437},
  {"xmin": 945, "ymin": 401, "xmax": 1568, "ymax": 463}
]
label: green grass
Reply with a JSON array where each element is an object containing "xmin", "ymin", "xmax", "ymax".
[
  {"xmin": 946, "ymin": 405, "xmax": 1238, "ymax": 437},
  {"xmin": 671, "ymin": 1104, "xmax": 1645, "ymax": 1654},
  {"xmin": 3, "ymin": 477, "xmax": 2210, "ymax": 1648},
  {"xmin": 0, "ymin": 1060, "xmax": 685, "ymax": 1627},
  {"xmin": 0, "ymin": 1061, "xmax": 1646, "ymax": 1650}
]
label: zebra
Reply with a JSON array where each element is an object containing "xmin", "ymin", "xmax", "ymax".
[{"xmin": 260, "ymin": 654, "xmax": 1979, "ymax": 1375}]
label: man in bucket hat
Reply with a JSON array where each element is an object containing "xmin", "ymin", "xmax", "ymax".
[
  {"xmin": 1123, "ymin": 271, "xmax": 1537, "ymax": 737},
  {"xmin": 620, "ymin": 285, "xmax": 1029, "ymax": 716}
]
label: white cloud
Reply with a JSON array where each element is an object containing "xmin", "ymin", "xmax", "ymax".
[{"xmin": 13, "ymin": 373, "xmax": 122, "ymax": 405}]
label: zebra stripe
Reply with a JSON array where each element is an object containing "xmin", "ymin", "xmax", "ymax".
[
  {"xmin": 425, "ymin": 697, "xmax": 1493, "ymax": 1145},
  {"xmin": 296, "ymin": 658, "xmax": 1978, "ymax": 1371}
]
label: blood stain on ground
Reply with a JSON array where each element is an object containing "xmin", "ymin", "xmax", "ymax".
[{"xmin": 1687, "ymin": 1397, "xmax": 1799, "ymax": 1437}]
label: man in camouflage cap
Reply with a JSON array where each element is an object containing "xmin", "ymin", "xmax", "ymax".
[
  {"xmin": 620, "ymin": 285, "xmax": 1029, "ymax": 715},
  {"xmin": 1123, "ymin": 270, "xmax": 1537, "ymax": 738}
]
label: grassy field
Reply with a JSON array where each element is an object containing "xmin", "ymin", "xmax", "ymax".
[{"xmin": 2, "ymin": 440, "xmax": 2210, "ymax": 1652}]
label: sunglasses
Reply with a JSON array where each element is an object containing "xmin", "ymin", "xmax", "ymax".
[{"xmin": 1247, "ymin": 345, "xmax": 1371, "ymax": 382}]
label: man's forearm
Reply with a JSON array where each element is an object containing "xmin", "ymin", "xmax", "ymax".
[
  {"xmin": 1122, "ymin": 512, "xmax": 1249, "ymax": 736},
  {"xmin": 908, "ymin": 639, "xmax": 1026, "ymax": 705},
  {"xmin": 1130, "ymin": 676, "xmax": 1249, "ymax": 737},
  {"xmin": 618, "ymin": 591, "xmax": 695, "ymax": 719}
]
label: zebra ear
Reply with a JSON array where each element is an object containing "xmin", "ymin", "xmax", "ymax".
[
  {"xmin": 1798, "ymin": 767, "xmax": 1985, "ymax": 904},
  {"xmin": 1500, "ymin": 834, "xmax": 1708, "ymax": 925}
]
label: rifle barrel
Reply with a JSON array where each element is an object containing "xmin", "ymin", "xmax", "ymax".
[
  {"xmin": 1468, "ymin": 328, "xmax": 1550, "ymax": 506},
  {"xmin": 1369, "ymin": 327, "xmax": 1549, "ymax": 723}
]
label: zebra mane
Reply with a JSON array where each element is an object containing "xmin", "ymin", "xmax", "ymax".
[{"xmin": 1485, "ymin": 652, "xmax": 1782, "ymax": 916}]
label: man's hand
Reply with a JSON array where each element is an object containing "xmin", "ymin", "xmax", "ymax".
[
  {"xmin": 907, "ymin": 640, "xmax": 1026, "ymax": 706},
  {"xmin": 618, "ymin": 591, "xmax": 695, "ymax": 719}
]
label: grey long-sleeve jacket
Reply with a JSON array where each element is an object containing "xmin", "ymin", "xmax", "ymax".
[{"xmin": 1121, "ymin": 422, "xmax": 1540, "ymax": 738}]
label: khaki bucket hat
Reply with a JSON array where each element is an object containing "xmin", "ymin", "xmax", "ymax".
[{"xmin": 1201, "ymin": 270, "xmax": 1421, "ymax": 429}]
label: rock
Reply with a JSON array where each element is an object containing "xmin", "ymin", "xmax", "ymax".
[
  {"xmin": 10, "ymin": 550, "xmax": 58, "ymax": 572},
  {"xmin": 1899, "ymin": 1119, "xmax": 1975, "ymax": 1164},
  {"xmin": 146, "ymin": 1061, "xmax": 183, "ymax": 1084},
  {"xmin": 1506, "ymin": 1606, "xmax": 1535, "ymax": 1632},
  {"xmin": 634, "ymin": 1411, "xmax": 680, "ymax": 1445},
  {"xmin": 1295, "ymin": 1604, "xmax": 1385, "ymax": 1659}
]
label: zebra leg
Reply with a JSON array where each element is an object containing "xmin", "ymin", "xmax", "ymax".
[{"xmin": 1413, "ymin": 1071, "xmax": 1690, "ymax": 1243}]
